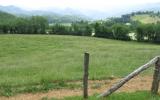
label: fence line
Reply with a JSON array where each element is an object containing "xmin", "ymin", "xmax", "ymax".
[{"xmin": 98, "ymin": 56, "xmax": 160, "ymax": 98}]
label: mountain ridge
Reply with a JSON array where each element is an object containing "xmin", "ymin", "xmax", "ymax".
[{"xmin": 1, "ymin": 3, "xmax": 160, "ymax": 20}]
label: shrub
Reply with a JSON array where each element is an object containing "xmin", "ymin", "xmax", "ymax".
[{"xmin": 112, "ymin": 24, "xmax": 130, "ymax": 41}]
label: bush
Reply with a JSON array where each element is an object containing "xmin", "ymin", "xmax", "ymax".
[
  {"xmin": 94, "ymin": 22, "xmax": 113, "ymax": 39},
  {"xmin": 154, "ymin": 23, "xmax": 160, "ymax": 43},
  {"xmin": 71, "ymin": 21, "xmax": 92, "ymax": 36},
  {"xmin": 136, "ymin": 24, "xmax": 145, "ymax": 41},
  {"xmin": 51, "ymin": 24, "xmax": 70, "ymax": 35},
  {"xmin": 136, "ymin": 23, "xmax": 160, "ymax": 43},
  {"xmin": 112, "ymin": 24, "xmax": 130, "ymax": 41}
]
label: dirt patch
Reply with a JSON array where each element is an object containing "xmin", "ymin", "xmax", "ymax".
[{"xmin": 0, "ymin": 75, "xmax": 153, "ymax": 100}]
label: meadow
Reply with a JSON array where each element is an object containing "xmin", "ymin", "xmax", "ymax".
[
  {"xmin": 0, "ymin": 34, "xmax": 160, "ymax": 96},
  {"xmin": 0, "ymin": 34, "xmax": 160, "ymax": 85},
  {"xmin": 131, "ymin": 14, "xmax": 160, "ymax": 24}
]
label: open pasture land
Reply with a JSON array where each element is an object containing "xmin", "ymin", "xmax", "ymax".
[
  {"xmin": 0, "ymin": 34, "xmax": 160, "ymax": 85},
  {"xmin": 0, "ymin": 34, "xmax": 160, "ymax": 95},
  {"xmin": 131, "ymin": 14, "xmax": 160, "ymax": 24}
]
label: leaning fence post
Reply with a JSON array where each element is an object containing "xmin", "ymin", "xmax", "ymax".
[
  {"xmin": 83, "ymin": 52, "xmax": 89, "ymax": 99},
  {"xmin": 98, "ymin": 56, "xmax": 159, "ymax": 98},
  {"xmin": 151, "ymin": 57, "xmax": 160, "ymax": 94}
]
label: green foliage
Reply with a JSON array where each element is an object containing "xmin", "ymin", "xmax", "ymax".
[
  {"xmin": 0, "ymin": 78, "xmax": 78, "ymax": 96},
  {"xmin": 51, "ymin": 21, "xmax": 92, "ymax": 36},
  {"xmin": 136, "ymin": 24, "xmax": 145, "ymax": 41},
  {"xmin": 0, "ymin": 11, "xmax": 16, "ymax": 33},
  {"xmin": 109, "ymin": 15, "xmax": 131, "ymax": 23},
  {"xmin": 30, "ymin": 16, "xmax": 48, "ymax": 34},
  {"xmin": 112, "ymin": 24, "xmax": 130, "ymax": 41},
  {"xmin": 51, "ymin": 24, "xmax": 70, "ymax": 35},
  {"xmin": 0, "ymin": 13, "xmax": 48, "ymax": 34},
  {"xmin": 0, "ymin": 11, "xmax": 16, "ymax": 24},
  {"xmin": 154, "ymin": 23, "xmax": 160, "ymax": 43},
  {"xmin": 14, "ymin": 18, "xmax": 30, "ymax": 34},
  {"xmin": 94, "ymin": 22, "xmax": 113, "ymax": 38},
  {"xmin": 136, "ymin": 23, "xmax": 160, "ymax": 43},
  {"xmin": 0, "ymin": 85, "xmax": 13, "ymax": 97},
  {"xmin": 1, "ymin": 10, "xmax": 160, "ymax": 43},
  {"xmin": 71, "ymin": 21, "xmax": 92, "ymax": 36},
  {"xmin": 94, "ymin": 22, "xmax": 130, "ymax": 41}
]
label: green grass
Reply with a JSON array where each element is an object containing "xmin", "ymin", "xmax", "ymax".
[
  {"xmin": 131, "ymin": 14, "xmax": 160, "ymax": 24},
  {"xmin": 0, "ymin": 79, "xmax": 80, "ymax": 97},
  {"xmin": 0, "ymin": 34, "xmax": 160, "ymax": 95},
  {"xmin": 58, "ymin": 91, "xmax": 160, "ymax": 100}
]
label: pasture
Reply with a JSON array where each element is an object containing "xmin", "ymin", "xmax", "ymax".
[
  {"xmin": 131, "ymin": 14, "xmax": 160, "ymax": 24},
  {"xmin": 0, "ymin": 34, "xmax": 160, "ymax": 97}
]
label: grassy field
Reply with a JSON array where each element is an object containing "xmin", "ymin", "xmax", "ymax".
[
  {"xmin": 58, "ymin": 91, "xmax": 160, "ymax": 100},
  {"xmin": 0, "ymin": 34, "xmax": 160, "ymax": 95},
  {"xmin": 131, "ymin": 14, "xmax": 160, "ymax": 24},
  {"xmin": 0, "ymin": 34, "xmax": 160, "ymax": 85}
]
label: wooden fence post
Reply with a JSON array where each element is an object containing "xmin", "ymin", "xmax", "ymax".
[
  {"xmin": 83, "ymin": 52, "xmax": 89, "ymax": 99},
  {"xmin": 98, "ymin": 56, "xmax": 159, "ymax": 98},
  {"xmin": 151, "ymin": 57, "xmax": 160, "ymax": 94}
]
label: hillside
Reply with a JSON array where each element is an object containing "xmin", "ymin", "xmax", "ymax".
[
  {"xmin": 0, "ymin": 5, "xmax": 90, "ymax": 23},
  {"xmin": 0, "ymin": 11, "xmax": 16, "ymax": 24},
  {"xmin": 131, "ymin": 14, "xmax": 160, "ymax": 24},
  {"xmin": 1, "ymin": 3, "xmax": 160, "ymax": 20}
]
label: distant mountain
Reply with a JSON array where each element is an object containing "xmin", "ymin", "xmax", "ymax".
[
  {"xmin": 0, "ymin": 5, "xmax": 28, "ymax": 15},
  {"xmin": 0, "ymin": 5, "xmax": 90, "ymax": 23},
  {"xmin": 34, "ymin": 2, "xmax": 160, "ymax": 19},
  {"xmin": 0, "ymin": 5, "xmax": 75, "ymax": 16},
  {"xmin": 1, "ymin": 3, "xmax": 160, "ymax": 20}
]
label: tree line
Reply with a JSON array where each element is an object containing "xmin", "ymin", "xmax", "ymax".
[
  {"xmin": 51, "ymin": 21, "xmax": 92, "ymax": 36},
  {"xmin": 51, "ymin": 19, "xmax": 160, "ymax": 43},
  {"xmin": 1, "ymin": 10, "xmax": 160, "ymax": 43},
  {"xmin": 0, "ymin": 15, "xmax": 48, "ymax": 34},
  {"xmin": 136, "ymin": 23, "xmax": 160, "ymax": 43}
]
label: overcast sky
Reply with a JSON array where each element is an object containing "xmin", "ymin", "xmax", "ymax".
[{"xmin": 0, "ymin": 0, "xmax": 160, "ymax": 11}]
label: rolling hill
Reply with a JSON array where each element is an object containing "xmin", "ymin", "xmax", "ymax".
[
  {"xmin": 0, "ymin": 5, "xmax": 90, "ymax": 23},
  {"xmin": 131, "ymin": 14, "xmax": 160, "ymax": 24},
  {"xmin": 0, "ymin": 11, "xmax": 16, "ymax": 24},
  {"xmin": 1, "ymin": 2, "xmax": 160, "ymax": 20}
]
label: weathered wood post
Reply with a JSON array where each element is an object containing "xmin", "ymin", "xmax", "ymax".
[
  {"xmin": 98, "ymin": 56, "xmax": 159, "ymax": 98},
  {"xmin": 83, "ymin": 52, "xmax": 89, "ymax": 99},
  {"xmin": 151, "ymin": 57, "xmax": 160, "ymax": 94}
]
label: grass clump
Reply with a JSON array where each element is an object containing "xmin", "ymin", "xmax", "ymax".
[{"xmin": 0, "ymin": 80, "xmax": 80, "ymax": 96}]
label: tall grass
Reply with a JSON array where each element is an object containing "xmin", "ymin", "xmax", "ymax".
[{"xmin": 0, "ymin": 34, "xmax": 159, "ymax": 87}]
